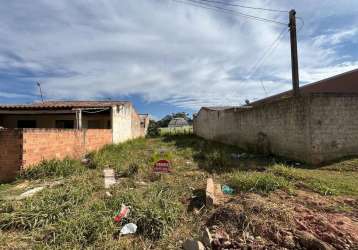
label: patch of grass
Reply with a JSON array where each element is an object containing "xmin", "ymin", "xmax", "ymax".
[
  {"xmin": 20, "ymin": 159, "xmax": 85, "ymax": 180},
  {"xmin": 91, "ymin": 138, "xmax": 148, "ymax": 173},
  {"xmin": 269, "ymin": 164, "xmax": 358, "ymax": 196},
  {"xmin": 43, "ymin": 201, "xmax": 114, "ymax": 249},
  {"xmin": 160, "ymin": 126, "xmax": 193, "ymax": 136},
  {"xmin": 230, "ymin": 171, "xmax": 291, "ymax": 194},
  {"xmin": 0, "ymin": 174, "xmax": 98, "ymax": 231},
  {"xmin": 105, "ymin": 182, "xmax": 182, "ymax": 241},
  {"xmin": 205, "ymin": 149, "xmax": 230, "ymax": 170}
]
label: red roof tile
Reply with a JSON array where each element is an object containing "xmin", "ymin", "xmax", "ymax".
[{"xmin": 0, "ymin": 100, "xmax": 129, "ymax": 110}]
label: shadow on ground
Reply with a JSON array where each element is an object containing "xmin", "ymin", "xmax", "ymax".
[{"xmin": 162, "ymin": 134, "xmax": 311, "ymax": 173}]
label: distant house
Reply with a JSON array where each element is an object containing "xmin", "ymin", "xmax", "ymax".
[
  {"xmin": 168, "ymin": 117, "xmax": 189, "ymax": 128},
  {"xmin": 0, "ymin": 100, "xmax": 149, "ymax": 182}
]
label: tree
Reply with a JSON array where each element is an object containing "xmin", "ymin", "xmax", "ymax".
[{"xmin": 147, "ymin": 119, "xmax": 160, "ymax": 137}]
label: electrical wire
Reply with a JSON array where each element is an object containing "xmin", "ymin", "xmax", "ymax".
[
  {"xmin": 247, "ymin": 26, "xmax": 288, "ymax": 79},
  {"xmin": 195, "ymin": 0, "xmax": 288, "ymax": 13},
  {"xmin": 172, "ymin": 0, "xmax": 287, "ymax": 26},
  {"xmin": 297, "ymin": 16, "xmax": 305, "ymax": 32},
  {"xmin": 185, "ymin": 0, "xmax": 287, "ymax": 25}
]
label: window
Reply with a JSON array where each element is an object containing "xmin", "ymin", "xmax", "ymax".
[
  {"xmin": 56, "ymin": 120, "xmax": 74, "ymax": 129},
  {"xmin": 88, "ymin": 120, "xmax": 101, "ymax": 129},
  {"xmin": 17, "ymin": 120, "xmax": 37, "ymax": 128}
]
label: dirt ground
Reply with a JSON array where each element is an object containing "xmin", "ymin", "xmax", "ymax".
[{"xmin": 200, "ymin": 189, "xmax": 358, "ymax": 250}]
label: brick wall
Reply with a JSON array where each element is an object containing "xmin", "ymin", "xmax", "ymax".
[
  {"xmin": 194, "ymin": 93, "xmax": 358, "ymax": 165},
  {"xmin": 0, "ymin": 129, "xmax": 112, "ymax": 182},
  {"xmin": 22, "ymin": 129, "xmax": 112, "ymax": 168},
  {"xmin": 0, "ymin": 130, "xmax": 23, "ymax": 182}
]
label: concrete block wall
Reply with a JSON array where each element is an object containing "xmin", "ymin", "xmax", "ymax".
[
  {"xmin": 194, "ymin": 97, "xmax": 312, "ymax": 163},
  {"xmin": 0, "ymin": 130, "xmax": 23, "ymax": 182},
  {"xmin": 194, "ymin": 94, "xmax": 358, "ymax": 165},
  {"xmin": 309, "ymin": 94, "xmax": 358, "ymax": 164}
]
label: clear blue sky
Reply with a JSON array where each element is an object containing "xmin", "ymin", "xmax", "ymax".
[{"xmin": 0, "ymin": 0, "xmax": 357, "ymax": 120}]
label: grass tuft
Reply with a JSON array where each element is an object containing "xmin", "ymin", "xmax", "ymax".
[
  {"xmin": 20, "ymin": 159, "xmax": 85, "ymax": 180},
  {"xmin": 230, "ymin": 172, "xmax": 291, "ymax": 194}
]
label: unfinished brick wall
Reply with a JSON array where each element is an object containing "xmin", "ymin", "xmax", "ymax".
[
  {"xmin": 0, "ymin": 129, "xmax": 112, "ymax": 182},
  {"xmin": 0, "ymin": 130, "xmax": 23, "ymax": 182},
  {"xmin": 194, "ymin": 93, "xmax": 358, "ymax": 165},
  {"xmin": 22, "ymin": 129, "xmax": 112, "ymax": 168}
]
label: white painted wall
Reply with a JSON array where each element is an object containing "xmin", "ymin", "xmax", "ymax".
[{"xmin": 111, "ymin": 104, "xmax": 133, "ymax": 143}]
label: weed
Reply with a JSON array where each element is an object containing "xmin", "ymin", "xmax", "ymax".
[
  {"xmin": 230, "ymin": 172, "xmax": 291, "ymax": 193},
  {"xmin": 20, "ymin": 159, "xmax": 85, "ymax": 180}
]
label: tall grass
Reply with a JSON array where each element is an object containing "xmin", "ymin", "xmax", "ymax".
[
  {"xmin": 0, "ymin": 175, "xmax": 97, "ymax": 231},
  {"xmin": 230, "ymin": 172, "xmax": 291, "ymax": 193},
  {"xmin": 20, "ymin": 159, "xmax": 86, "ymax": 180}
]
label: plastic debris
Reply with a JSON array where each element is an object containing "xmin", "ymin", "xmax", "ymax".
[
  {"xmin": 114, "ymin": 204, "xmax": 130, "ymax": 223},
  {"xmin": 19, "ymin": 187, "xmax": 45, "ymax": 199},
  {"xmin": 120, "ymin": 223, "xmax": 137, "ymax": 235},
  {"xmin": 222, "ymin": 185, "xmax": 235, "ymax": 195}
]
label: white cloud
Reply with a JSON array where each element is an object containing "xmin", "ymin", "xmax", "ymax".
[{"xmin": 0, "ymin": 0, "xmax": 357, "ymax": 110}]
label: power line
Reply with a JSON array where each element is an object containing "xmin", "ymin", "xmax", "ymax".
[
  {"xmin": 195, "ymin": 0, "xmax": 288, "ymax": 13},
  {"xmin": 172, "ymin": 0, "xmax": 287, "ymax": 26},
  {"xmin": 184, "ymin": 0, "xmax": 287, "ymax": 25},
  {"xmin": 247, "ymin": 26, "xmax": 288, "ymax": 79},
  {"xmin": 297, "ymin": 16, "xmax": 305, "ymax": 32}
]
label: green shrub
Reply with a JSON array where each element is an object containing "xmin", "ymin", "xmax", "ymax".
[
  {"xmin": 230, "ymin": 172, "xmax": 291, "ymax": 193},
  {"xmin": 20, "ymin": 159, "xmax": 85, "ymax": 180}
]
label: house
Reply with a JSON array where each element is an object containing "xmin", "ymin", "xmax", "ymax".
[
  {"xmin": 194, "ymin": 68, "xmax": 358, "ymax": 165},
  {"xmin": 168, "ymin": 117, "xmax": 189, "ymax": 128},
  {"xmin": 0, "ymin": 100, "xmax": 149, "ymax": 182}
]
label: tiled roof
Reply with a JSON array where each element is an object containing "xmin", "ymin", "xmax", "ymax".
[{"xmin": 0, "ymin": 100, "xmax": 129, "ymax": 110}]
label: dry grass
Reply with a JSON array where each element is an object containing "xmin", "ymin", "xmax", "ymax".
[{"xmin": 0, "ymin": 135, "xmax": 357, "ymax": 249}]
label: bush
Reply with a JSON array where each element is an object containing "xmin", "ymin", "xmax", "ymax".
[
  {"xmin": 147, "ymin": 120, "xmax": 160, "ymax": 137},
  {"xmin": 20, "ymin": 159, "xmax": 85, "ymax": 180},
  {"xmin": 230, "ymin": 172, "xmax": 291, "ymax": 193}
]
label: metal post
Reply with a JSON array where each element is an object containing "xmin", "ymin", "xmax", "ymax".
[{"xmin": 289, "ymin": 9, "xmax": 300, "ymax": 96}]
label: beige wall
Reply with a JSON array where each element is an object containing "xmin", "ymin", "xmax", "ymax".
[
  {"xmin": 309, "ymin": 94, "xmax": 358, "ymax": 164},
  {"xmin": 194, "ymin": 94, "xmax": 358, "ymax": 165}
]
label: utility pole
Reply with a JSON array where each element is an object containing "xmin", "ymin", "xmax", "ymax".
[
  {"xmin": 289, "ymin": 9, "xmax": 299, "ymax": 96},
  {"xmin": 37, "ymin": 81, "xmax": 44, "ymax": 103}
]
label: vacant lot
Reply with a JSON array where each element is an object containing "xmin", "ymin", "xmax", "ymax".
[{"xmin": 0, "ymin": 135, "xmax": 357, "ymax": 249}]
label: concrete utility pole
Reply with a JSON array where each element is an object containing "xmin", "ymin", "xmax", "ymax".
[{"xmin": 289, "ymin": 9, "xmax": 300, "ymax": 96}]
